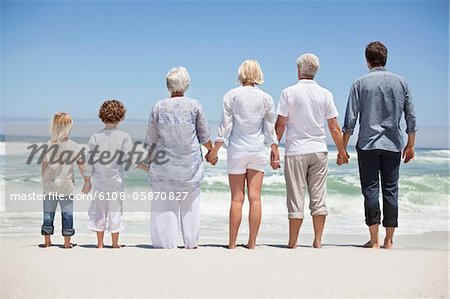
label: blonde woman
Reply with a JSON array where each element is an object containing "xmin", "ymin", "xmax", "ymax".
[
  {"xmin": 208, "ymin": 59, "xmax": 279, "ymax": 249},
  {"xmin": 41, "ymin": 112, "xmax": 84, "ymax": 248}
]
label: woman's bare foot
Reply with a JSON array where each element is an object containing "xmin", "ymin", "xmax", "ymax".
[
  {"xmin": 313, "ymin": 240, "xmax": 322, "ymax": 248},
  {"xmin": 383, "ymin": 238, "xmax": 393, "ymax": 249},
  {"xmin": 245, "ymin": 243, "xmax": 256, "ymax": 249},
  {"xmin": 363, "ymin": 240, "xmax": 380, "ymax": 248}
]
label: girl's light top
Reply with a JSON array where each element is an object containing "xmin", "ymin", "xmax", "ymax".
[
  {"xmin": 216, "ymin": 86, "xmax": 278, "ymax": 156},
  {"xmin": 43, "ymin": 139, "xmax": 82, "ymax": 196},
  {"xmin": 145, "ymin": 97, "xmax": 210, "ymax": 192},
  {"xmin": 84, "ymin": 128, "xmax": 133, "ymax": 192}
]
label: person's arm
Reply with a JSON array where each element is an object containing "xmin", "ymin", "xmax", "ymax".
[
  {"xmin": 271, "ymin": 115, "xmax": 287, "ymax": 170},
  {"xmin": 209, "ymin": 94, "xmax": 233, "ymax": 163},
  {"xmin": 193, "ymin": 100, "xmax": 214, "ymax": 163},
  {"xmin": 403, "ymin": 81, "xmax": 417, "ymax": 163},
  {"xmin": 403, "ymin": 132, "xmax": 415, "ymax": 163},
  {"xmin": 275, "ymin": 115, "xmax": 287, "ymax": 142},
  {"xmin": 41, "ymin": 160, "xmax": 48, "ymax": 177},
  {"xmin": 342, "ymin": 83, "xmax": 360, "ymax": 153},
  {"xmin": 82, "ymin": 138, "xmax": 94, "ymax": 194},
  {"xmin": 327, "ymin": 117, "xmax": 348, "ymax": 165}
]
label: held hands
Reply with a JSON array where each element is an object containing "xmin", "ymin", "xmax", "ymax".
[
  {"xmin": 337, "ymin": 150, "xmax": 350, "ymax": 166},
  {"xmin": 205, "ymin": 148, "xmax": 218, "ymax": 166},
  {"xmin": 82, "ymin": 180, "xmax": 91, "ymax": 194},
  {"xmin": 270, "ymin": 148, "xmax": 281, "ymax": 170}
]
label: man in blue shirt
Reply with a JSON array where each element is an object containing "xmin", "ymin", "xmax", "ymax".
[{"xmin": 342, "ymin": 41, "xmax": 417, "ymax": 249}]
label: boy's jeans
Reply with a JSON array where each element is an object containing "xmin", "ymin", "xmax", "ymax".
[{"xmin": 41, "ymin": 194, "xmax": 75, "ymax": 236}]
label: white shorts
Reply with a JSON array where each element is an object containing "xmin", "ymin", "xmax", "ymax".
[{"xmin": 227, "ymin": 154, "xmax": 266, "ymax": 174}]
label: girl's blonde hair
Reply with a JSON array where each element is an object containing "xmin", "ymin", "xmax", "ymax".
[
  {"xmin": 237, "ymin": 59, "xmax": 264, "ymax": 85},
  {"xmin": 50, "ymin": 112, "xmax": 73, "ymax": 142}
]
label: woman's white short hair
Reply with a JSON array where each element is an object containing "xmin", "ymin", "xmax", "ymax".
[
  {"xmin": 166, "ymin": 66, "xmax": 191, "ymax": 94},
  {"xmin": 297, "ymin": 54, "xmax": 320, "ymax": 78},
  {"xmin": 238, "ymin": 59, "xmax": 264, "ymax": 85}
]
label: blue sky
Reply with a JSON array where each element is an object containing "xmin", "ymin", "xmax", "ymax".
[{"xmin": 1, "ymin": 1, "xmax": 449, "ymax": 130}]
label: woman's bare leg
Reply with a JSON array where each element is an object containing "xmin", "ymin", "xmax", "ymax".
[
  {"xmin": 246, "ymin": 169, "xmax": 264, "ymax": 249},
  {"xmin": 228, "ymin": 174, "xmax": 246, "ymax": 249}
]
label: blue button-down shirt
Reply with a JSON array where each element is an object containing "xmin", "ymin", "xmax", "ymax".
[{"xmin": 342, "ymin": 67, "xmax": 417, "ymax": 152}]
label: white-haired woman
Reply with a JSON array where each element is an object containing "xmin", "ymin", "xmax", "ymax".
[
  {"xmin": 145, "ymin": 66, "xmax": 213, "ymax": 249},
  {"xmin": 208, "ymin": 59, "xmax": 279, "ymax": 249}
]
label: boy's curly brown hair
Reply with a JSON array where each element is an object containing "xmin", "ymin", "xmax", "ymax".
[{"xmin": 98, "ymin": 99, "xmax": 126, "ymax": 124}]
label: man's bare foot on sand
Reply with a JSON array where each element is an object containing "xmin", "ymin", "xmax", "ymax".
[
  {"xmin": 363, "ymin": 240, "xmax": 380, "ymax": 248},
  {"xmin": 97, "ymin": 243, "xmax": 104, "ymax": 249},
  {"xmin": 383, "ymin": 238, "xmax": 393, "ymax": 249}
]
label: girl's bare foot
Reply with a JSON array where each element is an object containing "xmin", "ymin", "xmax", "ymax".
[
  {"xmin": 363, "ymin": 240, "xmax": 380, "ymax": 248},
  {"xmin": 383, "ymin": 238, "xmax": 393, "ymax": 249}
]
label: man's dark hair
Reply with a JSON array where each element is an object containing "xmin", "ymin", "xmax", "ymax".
[{"xmin": 365, "ymin": 41, "xmax": 388, "ymax": 67}]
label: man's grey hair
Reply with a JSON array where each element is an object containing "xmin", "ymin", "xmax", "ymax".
[
  {"xmin": 297, "ymin": 54, "xmax": 320, "ymax": 78},
  {"xmin": 166, "ymin": 66, "xmax": 191, "ymax": 94}
]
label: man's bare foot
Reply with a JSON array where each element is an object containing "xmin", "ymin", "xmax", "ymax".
[
  {"xmin": 287, "ymin": 242, "xmax": 297, "ymax": 249},
  {"xmin": 97, "ymin": 244, "xmax": 104, "ymax": 249},
  {"xmin": 383, "ymin": 238, "xmax": 393, "ymax": 249},
  {"xmin": 313, "ymin": 240, "xmax": 322, "ymax": 248},
  {"xmin": 363, "ymin": 240, "xmax": 380, "ymax": 248},
  {"xmin": 44, "ymin": 242, "xmax": 52, "ymax": 248},
  {"xmin": 112, "ymin": 244, "xmax": 124, "ymax": 249}
]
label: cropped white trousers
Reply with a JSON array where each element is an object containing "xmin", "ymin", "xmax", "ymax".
[{"xmin": 150, "ymin": 188, "xmax": 201, "ymax": 249}]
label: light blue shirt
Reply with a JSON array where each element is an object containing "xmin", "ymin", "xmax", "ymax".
[{"xmin": 342, "ymin": 67, "xmax": 417, "ymax": 152}]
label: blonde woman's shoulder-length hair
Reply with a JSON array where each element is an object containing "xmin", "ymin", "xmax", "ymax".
[
  {"xmin": 50, "ymin": 112, "xmax": 73, "ymax": 143},
  {"xmin": 237, "ymin": 59, "xmax": 264, "ymax": 85}
]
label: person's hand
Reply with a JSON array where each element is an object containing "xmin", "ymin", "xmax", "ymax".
[
  {"xmin": 205, "ymin": 149, "xmax": 218, "ymax": 166},
  {"xmin": 82, "ymin": 180, "xmax": 91, "ymax": 194},
  {"xmin": 337, "ymin": 150, "xmax": 349, "ymax": 166},
  {"xmin": 402, "ymin": 145, "xmax": 414, "ymax": 163},
  {"xmin": 270, "ymin": 149, "xmax": 281, "ymax": 170}
]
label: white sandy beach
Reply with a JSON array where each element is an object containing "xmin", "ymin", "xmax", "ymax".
[{"xmin": 1, "ymin": 232, "xmax": 448, "ymax": 298}]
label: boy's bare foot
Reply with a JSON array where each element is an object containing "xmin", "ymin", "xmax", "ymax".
[
  {"xmin": 63, "ymin": 243, "xmax": 76, "ymax": 249},
  {"xmin": 383, "ymin": 238, "xmax": 394, "ymax": 249},
  {"xmin": 363, "ymin": 240, "xmax": 380, "ymax": 248}
]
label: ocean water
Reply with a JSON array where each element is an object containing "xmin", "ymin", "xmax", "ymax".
[{"xmin": 0, "ymin": 138, "xmax": 449, "ymax": 239}]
